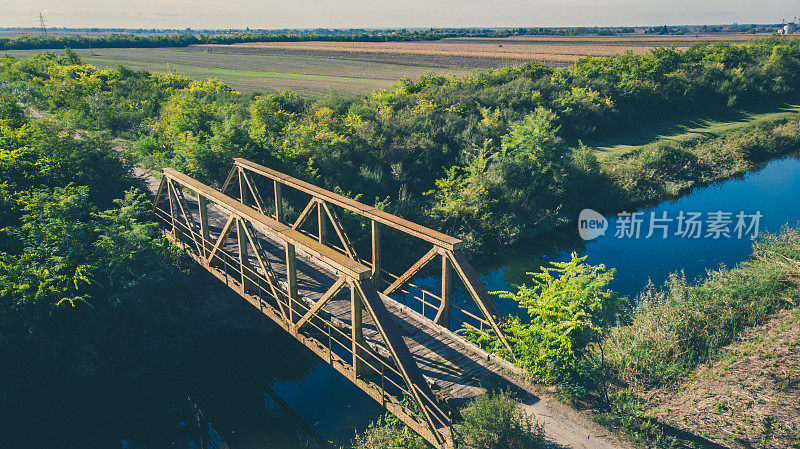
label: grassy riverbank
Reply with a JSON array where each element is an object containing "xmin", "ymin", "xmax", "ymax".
[
  {"xmin": 601, "ymin": 228, "xmax": 800, "ymax": 448},
  {"xmin": 601, "ymin": 113, "xmax": 800, "ymax": 209}
]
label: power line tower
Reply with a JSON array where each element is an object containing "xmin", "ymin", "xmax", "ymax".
[{"xmin": 38, "ymin": 12, "xmax": 47, "ymax": 36}]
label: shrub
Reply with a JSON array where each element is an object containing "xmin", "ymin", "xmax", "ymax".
[
  {"xmin": 463, "ymin": 253, "xmax": 618, "ymax": 384},
  {"xmin": 457, "ymin": 392, "xmax": 544, "ymax": 449},
  {"xmin": 351, "ymin": 414, "xmax": 430, "ymax": 449}
]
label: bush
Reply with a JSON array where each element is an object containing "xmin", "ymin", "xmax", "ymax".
[
  {"xmin": 457, "ymin": 392, "xmax": 544, "ymax": 449},
  {"xmin": 463, "ymin": 253, "xmax": 619, "ymax": 384},
  {"xmin": 351, "ymin": 414, "xmax": 430, "ymax": 449}
]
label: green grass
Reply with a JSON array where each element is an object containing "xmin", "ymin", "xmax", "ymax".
[
  {"xmin": 606, "ymin": 227, "xmax": 800, "ymax": 385},
  {"xmin": 2, "ymin": 47, "xmax": 472, "ymax": 97},
  {"xmin": 586, "ymin": 103, "xmax": 800, "ymax": 159}
]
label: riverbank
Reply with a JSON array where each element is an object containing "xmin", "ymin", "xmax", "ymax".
[
  {"xmin": 469, "ymin": 226, "xmax": 800, "ymax": 448},
  {"xmin": 600, "ymin": 228, "xmax": 800, "ymax": 448},
  {"xmin": 649, "ymin": 306, "xmax": 800, "ymax": 448}
]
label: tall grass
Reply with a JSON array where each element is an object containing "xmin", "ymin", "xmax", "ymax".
[{"xmin": 605, "ymin": 227, "xmax": 800, "ymax": 386}]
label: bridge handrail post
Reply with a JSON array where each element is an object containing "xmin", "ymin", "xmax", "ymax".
[
  {"xmin": 371, "ymin": 219, "xmax": 381, "ymax": 288},
  {"xmin": 237, "ymin": 219, "xmax": 250, "ymax": 294},
  {"xmin": 274, "ymin": 180, "xmax": 283, "ymax": 222},
  {"xmin": 317, "ymin": 199, "xmax": 327, "ymax": 244},
  {"xmin": 198, "ymin": 195, "xmax": 210, "ymax": 260},
  {"xmin": 328, "ymin": 321, "xmax": 332, "ymax": 365},
  {"xmin": 435, "ymin": 252, "xmax": 453, "ymax": 329},
  {"xmin": 350, "ymin": 280, "xmax": 365, "ymax": 378},
  {"xmin": 238, "ymin": 167, "xmax": 248, "ymax": 206},
  {"xmin": 167, "ymin": 180, "xmax": 176, "ymax": 236}
]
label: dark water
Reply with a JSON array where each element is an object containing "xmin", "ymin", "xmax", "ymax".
[
  {"xmin": 8, "ymin": 155, "xmax": 800, "ymax": 449},
  {"xmin": 5, "ymin": 328, "xmax": 384, "ymax": 449}
]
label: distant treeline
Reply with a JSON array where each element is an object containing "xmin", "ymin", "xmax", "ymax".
[
  {"xmin": 0, "ymin": 32, "xmax": 440, "ymax": 51},
  {"xmin": 0, "ymin": 28, "xmax": 622, "ymax": 51},
  {"xmin": 0, "ymin": 24, "xmax": 778, "ymax": 51}
]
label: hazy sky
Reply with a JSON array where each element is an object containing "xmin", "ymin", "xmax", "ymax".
[{"xmin": 3, "ymin": 0, "xmax": 798, "ymax": 29}]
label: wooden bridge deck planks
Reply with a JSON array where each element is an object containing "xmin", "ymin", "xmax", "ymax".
[{"xmin": 175, "ymin": 189, "xmax": 509, "ymax": 404}]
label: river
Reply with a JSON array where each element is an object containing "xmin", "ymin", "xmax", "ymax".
[{"xmin": 11, "ymin": 155, "xmax": 800, "ymax": 448}]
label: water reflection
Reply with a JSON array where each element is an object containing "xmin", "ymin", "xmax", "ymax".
[{"xmin": 2, "ymin": 326, "xmax": 381, "ymax": 449}]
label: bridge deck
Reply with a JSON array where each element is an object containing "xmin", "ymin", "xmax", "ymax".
[{"xmin": 185, "ymin": 193, "xmax": 511, "ymax": 406}]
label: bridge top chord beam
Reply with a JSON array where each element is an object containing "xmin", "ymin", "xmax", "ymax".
[
  {"xmin": 232, "ymin": 158, "xmax": 463, "ymax": 251},
  {"xmin": 161, "ymin": 168, "xmax": 371, "ymax": 281}
]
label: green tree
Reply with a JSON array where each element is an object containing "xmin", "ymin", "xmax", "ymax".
[{"xmin": 248, "ymin": 90, "xmax": 304, "ymax": 148}]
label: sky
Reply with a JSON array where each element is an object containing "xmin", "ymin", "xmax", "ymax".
[{"xmin": 2, "ymin": 0, "xmax": 798, "ymax": 29}]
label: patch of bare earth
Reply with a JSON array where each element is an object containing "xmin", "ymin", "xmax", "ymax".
[
  {"xmin": 197, "ymin": 34, "xmax": 770, "ymax": 65},
  {"xmin": 649, "ymin": 307, "xmax": 800, "ymax": 448},
  {"xmin": 198, "ymin": 40, "xmax": 680, "ymax": 65}
]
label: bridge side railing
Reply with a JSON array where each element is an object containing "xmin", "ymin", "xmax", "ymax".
[
  {"xmin": 153, "ymin": 168, "xmax": 452, "ymax": 448},
  {"xmin": 225, "ymin": 158, "xmax": 512, "ymax": 354}
]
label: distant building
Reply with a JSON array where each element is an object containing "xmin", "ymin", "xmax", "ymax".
[{"xmin": 779, "ymin": 18, "xmax": 799, "ymax": 34}]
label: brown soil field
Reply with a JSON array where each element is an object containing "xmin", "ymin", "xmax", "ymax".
[
  {"xmin": 198, "ymin": 33, "xmax": 772, "ymax": 65},
  {"xmin": 649, "ymin": 307, "xmax": 800, "ymax": 448}
]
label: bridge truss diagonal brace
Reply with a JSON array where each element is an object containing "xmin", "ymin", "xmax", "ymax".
[
  {"xmin": 207, "ymin": 214, "xmax": 237, "ymax": 264},
  {"xmin": 168, "ymin": 180, "xmax": 204, "ymax": 257},
  {"xmin": 320, "ymin": 201, "xmax": 358, "ymax": 260},
  {"xmin": 382, "ymin": 247, "xmax": 439, "ymax": 297},
  {"xmin": 292, "ymin": 198, "xmax": 317, "ymax": 230},
  {"xmin": 152, "ymin": 176, "xmax": 168, "ymax": 212},
  {"xmin": 294, "ymin": 275, "xmax": 346, "ymax": 331},
  {"xmin": 220, "ymin": 166, "xmax": 238, "ymax": 196},
  {"xmin": 240, "ymin": 220, "xmax": 288, "ymax": 319},
  {"xmin": 445, "ymin": 250, "xmax": 513, "ymax": 355},
  {"xmin": 222, "ymin": 166, "xmax": 268, "ymax": 215},
  {"xmin": 353, "ymin": 281, "xmax": 450, "ymax": 445}
]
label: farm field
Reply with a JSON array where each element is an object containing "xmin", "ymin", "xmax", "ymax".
[
  {"xmin": 2, "ymin": 47, "xmax": 474, "ymax": 97},
  {"xmin": 199, "ymin": 33, "xmax": 771, "ymax": 65},
  {"xmin": 4, "ymin": 34, "xmax": 772, "ymax": 97}
]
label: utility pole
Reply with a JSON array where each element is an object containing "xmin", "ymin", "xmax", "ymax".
[{"xmin": 38, "ymin": 12, "xmax": 47, "ymax": 36}]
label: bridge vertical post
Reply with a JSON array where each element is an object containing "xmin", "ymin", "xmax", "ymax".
[
  {"xmin": 237, "ymin": 219, "xmax": 250, "ymax": 294},
  {"xmin": 351, "ymin": 282, "xmax": 365, "ymax": 377},
  {"xmin": 238, "ymin": 168, "xmax": 249, "ymax": 206},
  {"xmin": 274, "ymin": 181, "xmax": 283, "ymax": 222},
  {"xmin": 286, "ymin": 243, "xmax": 299, "ymax": 324},
  {"xmin": 435, "ymin": 253, "xmax": 452, "ymax": 328},
  {"xmin": 371, "ymin": 220, "xmax": 381, "ymax": 288},
  {"xmin": 198, "ymin": 195, "xmax": 210, "ymax": 260},
  {"xmin": 317, "ymin": 200, "xmax": 326, "ymax": 244}
]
